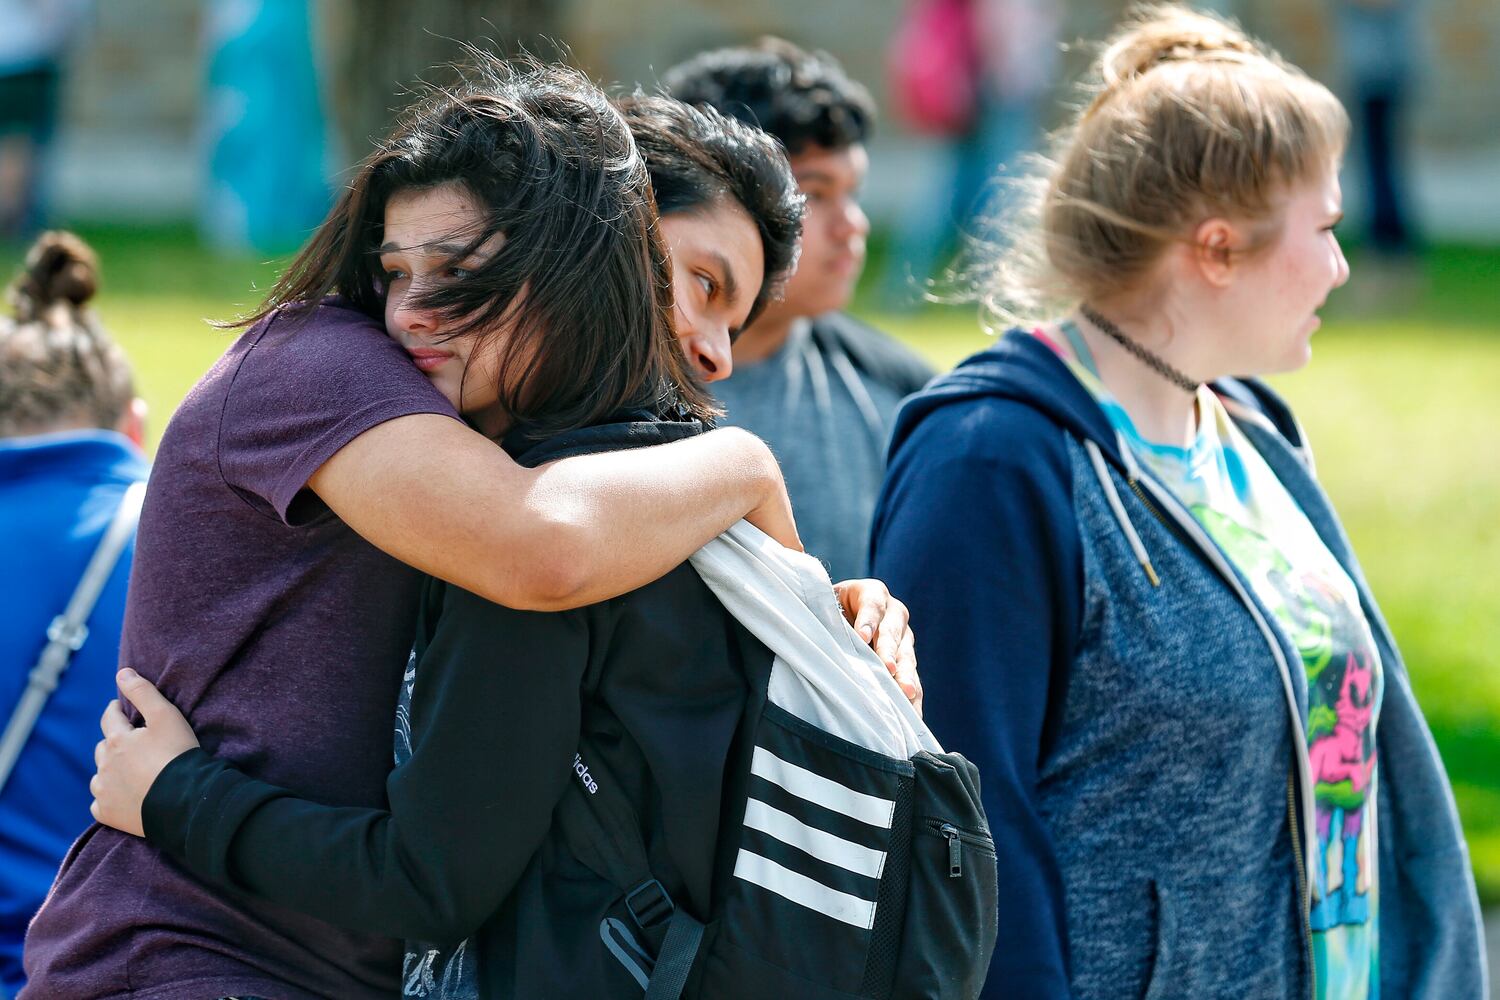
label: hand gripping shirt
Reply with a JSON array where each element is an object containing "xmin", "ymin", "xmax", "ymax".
[{"xmin": 1041, "ymin": 324, "xmax": 1383, "ymax": 1000}]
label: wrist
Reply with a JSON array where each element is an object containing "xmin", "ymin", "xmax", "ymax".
[{"xmin": 141, "ymin": 746, "xmax": 219, "ymax": 853}]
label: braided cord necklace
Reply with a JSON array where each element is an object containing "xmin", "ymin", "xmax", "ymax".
[{"xmin": 1078, "ymin": 304, "xmax": 1201, "ymax": 394}]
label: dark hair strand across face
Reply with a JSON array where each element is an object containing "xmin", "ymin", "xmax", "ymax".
[{"xmin": 246, "ymin": 52, "xmax": 713, "ymax": 439}]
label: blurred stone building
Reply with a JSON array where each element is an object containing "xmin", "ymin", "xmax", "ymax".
[{"xmin": 47, "ymin": 0, "xmax": 1500, "ymax": 240}]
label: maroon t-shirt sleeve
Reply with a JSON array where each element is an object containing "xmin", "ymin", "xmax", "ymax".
[{"xmin": 217, "ymin": 302, "xmax": 461, "ymax": 524}]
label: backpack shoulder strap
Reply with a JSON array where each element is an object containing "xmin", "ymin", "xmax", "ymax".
[
  {"xmin": 554, "ymin": 736, "xmax": 705, "ymax": 999},
  {"xmin": 0, "ymin": 480, "xmax": 146, "ymax": 794}
]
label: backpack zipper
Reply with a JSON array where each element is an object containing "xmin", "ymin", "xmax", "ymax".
[
  {"xmin": 940, "ymin": 824, "xmax": 962, "ymax": 878},
  {"xmin": 922, "ymin": 819, "xmax": 993, "ymax": 880}
]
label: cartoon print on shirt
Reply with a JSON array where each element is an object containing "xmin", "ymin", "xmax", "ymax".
[
  {"xmin": 1309, "ymin": 654, "xmax": 1378, "ymax": 930},
  {"xmin": 1194, "ymin": 504, "xmax": 1380, "ymax": 935},
  {"xmin": 1041, "ymin": 325, "xmax": 1387, "ymax": 996}
]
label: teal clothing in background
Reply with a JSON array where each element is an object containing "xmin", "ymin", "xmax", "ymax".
[{"xmin": 200, "ymin": 0, "xmax": 331, "ymax": 253}]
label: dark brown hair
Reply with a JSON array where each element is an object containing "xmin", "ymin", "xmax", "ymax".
[
  {"xmin": 246, "ymin": 54, "xmax": 713, "ymax": 438},
  {"xmin": 662, "ymin": 37, "xmax": 875, "ymax": 156},
  {"xmin": 617, "ymin": 95, "xmax": 804, "ymax": 329},
  {"xmin": 0, "ymin": 231, "xmax": 135, "ymax": 437}
]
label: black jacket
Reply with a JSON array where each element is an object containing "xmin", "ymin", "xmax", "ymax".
[{"xmin": 143, "ymin": 415, "xmax": 777, "ymax": 999}]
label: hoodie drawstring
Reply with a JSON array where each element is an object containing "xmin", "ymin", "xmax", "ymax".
[{"xmin": 1083, "ymin": 438, "xmax": 1161, "ymax": 587}]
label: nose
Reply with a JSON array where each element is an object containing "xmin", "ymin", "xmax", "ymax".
[
  {"xmin": 1332, "ymin": 238, "xmax": 1351, "ymax": 290},
  {"xmin": 390, "ymin": 286, "xmax": 439, "ymax": 339},
  {"xmin": 683, "ymin": 325, "xmax": 733, "ymax": 384},
  {"xmin": 834, "ymin": 197, "xmax": 869, "ymax": 241}
]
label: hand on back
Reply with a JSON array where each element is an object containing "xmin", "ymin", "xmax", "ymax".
[{"xmin": 91, "ymin": 668, "xmax": 200, "ymax": 838}]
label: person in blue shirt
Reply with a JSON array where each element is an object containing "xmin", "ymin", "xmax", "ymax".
[{"xmin": 0, "ymin": 231, "xmax": 147, "ymax": 998}]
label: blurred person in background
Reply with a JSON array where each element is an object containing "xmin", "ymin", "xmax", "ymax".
[
  {"xmin": 1335, "ymin": 0, "xmax": 1423, "ymax": 302},
  {"xmin": 880, "ymin": 0, "xmax": 1060, "ymax": 310},
  {"xmin": 0, "ymin": 231, "xmax": 146, "ymax": 999},
  {"xmin": 871, "ymin": 5, "xmax": 1484, "ymax": 997},
  {"xmin": 0, "ymin": 0, "xmax": 90, "ymax": 239},
  {"xmin": 200, "ymin": 0, "xmax": 332, "ymax": 254},
  {"xmin": 664, "ymin": 39, "xmax": 935, "ymax": 583}
]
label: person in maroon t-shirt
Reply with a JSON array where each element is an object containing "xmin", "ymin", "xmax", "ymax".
[{"xmin": 23, "ymin": 58, "xmax": 914, "ymax": 1000}]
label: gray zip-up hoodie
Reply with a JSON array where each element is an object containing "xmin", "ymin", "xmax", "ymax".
[{"xmin": 870, "ymin": 330, "xmax": 1487, "ymax": 999}]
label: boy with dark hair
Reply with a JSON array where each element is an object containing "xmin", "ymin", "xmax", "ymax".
[
  {"xmin": 616, "ymin": 94, "xmax": 804, "ymax": 384},
  {"xmin": 663, "ymin": 39, "xmax": 935, "ymax": 581}
]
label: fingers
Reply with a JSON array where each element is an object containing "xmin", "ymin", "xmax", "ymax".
[
  {"xmin": 872, "ymin": 597, "xmax": 911, "ymax": 672},
  {"xmin": 894, "ymin": 626, "xmax": 917, "ymax": 685},
  {"xmin": 895, "ymin": 628, "xmax": 923, "ymax": 716},
  {"xmin": 115, "ymin": 668, "xmax": 177, "ymax": 728},
  {"xmin": 835, "ymin": 579, "xmax": 887, "ymax": 643},
  {"xmin": 100, "ymin": 698, "xmax": 131, "ymax": 739}
]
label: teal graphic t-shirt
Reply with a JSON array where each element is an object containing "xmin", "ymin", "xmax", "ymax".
[{"xmin": 1040, "ymin": 324, "xmax": 1383, "ymax": 999}]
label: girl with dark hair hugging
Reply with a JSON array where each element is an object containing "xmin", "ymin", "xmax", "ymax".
[{"xmin": 25, "ymin": 60, "xmax": 916, "ymax": 1000}]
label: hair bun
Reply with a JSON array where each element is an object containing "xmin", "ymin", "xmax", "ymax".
[
  {"xmin": 1099, "ymin": 5, "xmax": 1261, "ymax": 88},
  {"xmin": 11, "ymin": 231, "xmax": 99, "ymax": 322}
]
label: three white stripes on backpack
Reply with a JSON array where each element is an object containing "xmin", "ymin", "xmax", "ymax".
[{"xmin": 734, "ymin": 746, "xmax": 893, "ymax": 930}]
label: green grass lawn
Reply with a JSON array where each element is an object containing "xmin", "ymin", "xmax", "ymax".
[{"xmin": 5, "ymin": 228, "xmax": 1500, "ymax": 900}]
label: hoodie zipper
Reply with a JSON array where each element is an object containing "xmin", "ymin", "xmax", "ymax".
[
  {"xmin": 1126, "ymin": 477, "xmax": 1169, "ymax": 528},
  {"xmin": 1287, "ymin": 771, "xmax": 1317, "ymax": 999},
  {"xmin": 1083, "ymin": 439, "xmax": 1162, "ymax": 587},
  {"xmin": 1123, "ymin": 470, "xmax": 1318, "ymax": 1000}
]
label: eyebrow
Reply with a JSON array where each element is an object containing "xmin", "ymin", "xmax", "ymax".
[
  {"xmin": 375, "ymin": 241, "xmax": 480, "ymax": 258},
  {"xmin": 709, "ymin": 250, "xmax": 741, "ymax": 306},
  {"xmin": 793, "ymin": 170, "xmax": 840, "ymax": 186}
]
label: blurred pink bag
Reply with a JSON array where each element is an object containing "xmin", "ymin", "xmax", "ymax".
[{"xmin": 888, "ymin": 0, "xmax": 980, "ymax": 135}]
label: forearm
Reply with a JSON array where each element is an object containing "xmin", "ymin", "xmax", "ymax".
[
  {"xmin": 143, "ymin": 749, "xmax": 517, "ymax": 942},
  {"xmin": 139, "ymin": 594, "xmax": 591, "ymax": 942},
  {"xmin": 523, "ymin": 426, "xmax": 794, "ymax": 608},
  {"xmin": 312, "ymin": 416, "xmax": 793, "ymax": 612}
]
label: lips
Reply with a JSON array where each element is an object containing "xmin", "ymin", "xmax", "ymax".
[
  {"xmin": 828, "ymin": 252, "xmax": 863, "ymax": 276},
  {"xmin": 406, "ymin": 347, "xmax": 453, "ymax": 373}
]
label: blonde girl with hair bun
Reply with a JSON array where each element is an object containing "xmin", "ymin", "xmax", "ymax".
[
  {"xmin": 872, "ymin": 5, "xmax": 1486, "ymax": 998},
  {"xmin": 0, "ymin": 231, "xmax": 149, "ymax": 997}
]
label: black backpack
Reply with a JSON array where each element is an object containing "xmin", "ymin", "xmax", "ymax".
[{"xmin": 554, "ymin": 529, "xmax": 998, "ymax": 999}]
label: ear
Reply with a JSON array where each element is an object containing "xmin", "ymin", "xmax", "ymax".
[
  {"xmin": 1189, "ymin": 217, "xmax": 1239, "ymax": 288},
  {"xmin": 117, "ymin": 397, "xmax": 147, "ymax": 448}
]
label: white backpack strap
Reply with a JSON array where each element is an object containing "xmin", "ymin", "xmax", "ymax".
[
  {"xmin": 688, "ymin": 520, "xmax": 940, "ymax": 760},
  {"xmin": 0, "ymin": 481, "xmax": 146, "ymax": 796}
]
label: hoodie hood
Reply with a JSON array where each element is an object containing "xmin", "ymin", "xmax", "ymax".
[
  {"xmin": 890, "ymin": 328, "xmax": 1308, "ymax": 474},
  {"xmin": 889, "ymin": 329, "xmax": 1125, "ymax": 469},
  {"xmin": 891, "ymin": 328, "xmax": 1181, "ymax": 590}
]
